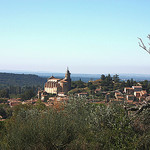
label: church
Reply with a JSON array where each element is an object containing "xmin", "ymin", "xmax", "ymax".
[{"xmin": 44, "ymin": 68, "xmax": 71, "ymax": 95}]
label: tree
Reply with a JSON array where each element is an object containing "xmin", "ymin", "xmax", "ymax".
[
  {"xmin": 89, "ymin": 84, "xmax": 96, "ymax": 91},
  {"xmin": 20, "ymin": 89, "xmax": 36, "ymax": 100},
  {"xmin": 130, "ymin": 78, "xmax": 134, "ymax": 86},
  {"xmin": 126, "ymin": 80, "xmax": 131, "ymax": 87},
  {"xmin": 0, "ymin": 106, "xmax": 7, "ymax": 119},
  {"xmin": 0, "ymin": 89, "xmax": 9, "ymax": 98},
  {"xmin": 101, "ymin": 74, "xmax": 106, "ymax": 80},
  {"xmin": 138, "ymin": 34, "xmax": 150, "ymax": 54},
  {"xmin": 106, "ymin": 74, "xmax": 112, "ymax": 82},
  {"xmin": 71, "ymin": 80, "xmax": 86, "ymax": 89},
  {"xmin": 1, "ymin": 98, "xmax": 138, "ymax": 150},
  {"xmin": 113, "ymin": 74, "xmax": 120, "ymax": 82}
]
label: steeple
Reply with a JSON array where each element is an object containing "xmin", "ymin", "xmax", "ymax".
[
  {"xmin": 65, "ymin": 67, "xmax": 71, "ymax": 79},
  {"xmin": 64, "ymin": 67, "xmax": 71, "ymax": 91}
]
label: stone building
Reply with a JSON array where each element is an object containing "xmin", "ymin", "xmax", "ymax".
[
  {"xmin": 124, "ymin": 86, "xmax": 147, "ymax": 102},
  {"xmin": 44, "ymin": 68, "xmax": 71, "ymax": 95}
]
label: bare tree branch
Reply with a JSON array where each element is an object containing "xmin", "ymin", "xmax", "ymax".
[
  {"xmin": 124, "ymin": 102, "xmax": 150, "ymax": 116},
  {"xmin": 138, "ymin": 35, "xmax": 150, "ymax": 54},
  {"xmin": 136, "ymin": 103, "xmax": 150, "ymax": 114}
]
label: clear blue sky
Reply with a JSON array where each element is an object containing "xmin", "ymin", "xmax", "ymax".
[{"xmin": 0, "ymin": 0, "xmax": 150, "ymax": 74}]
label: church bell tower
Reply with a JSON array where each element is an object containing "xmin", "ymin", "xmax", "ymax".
[{"xmin": 64, "ymin": 67, "xmax": 71, "ymax": 91}]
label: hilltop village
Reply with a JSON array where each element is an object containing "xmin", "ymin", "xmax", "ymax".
[
  {"xmin": 0, "ymin": 70, "xmax": 150, "ymax": 149},
  {"xmin": 1, "ymin": 69, "xmax": 150, "ymax": 111}
]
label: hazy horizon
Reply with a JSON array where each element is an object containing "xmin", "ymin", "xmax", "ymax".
[
  {"xmin": 1, "ymin": 69, "xmax": 150, "ymax": 76},
  {"xmin": 0, "ymin": 0, "xmax": 150, "ymax": 74}
]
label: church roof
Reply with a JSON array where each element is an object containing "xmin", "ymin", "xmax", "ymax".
[
  {"xmin": 48, "ymin": 76, "xmax": 55, "ymax": 79},
  {"xmin": 48, "ymin": 76, "xmax": 60, "ymax": 80},
  {"xmin": 48, "ymin": 76, "xmax": 62, "ymax": 82}
]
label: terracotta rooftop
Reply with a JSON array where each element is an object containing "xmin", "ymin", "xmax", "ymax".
[
  {"xmin": 132, "ymin": 86, "xmax": 142, "ymax": 88},
  {"xmin": 115, "ymin": 92, "xmax": 122, "ymax": 95},
  {"xmin": 117, "ymin": 96, "xmax": 124, "ymax": 99},
  {"xmin": 95, "ymin": 89, "xmax": 101, "ymax": 91},
  {"xmin": 141, "ymin": 90, "xmax": 147, "ymax": 94},
  {"xmin": 134, "ymin": 91, "xmax": 141, "ymax": 93},
  {"xmin": 127, "ymin": 95, "xmax": 134, "ymax": 97},
  {"xmin": 124, "ymin": 87, "xmax": 133, "ymax": 90},
  {"xmin": 78, "ymin": 93, "xmax": 88, "ymax": 95}
]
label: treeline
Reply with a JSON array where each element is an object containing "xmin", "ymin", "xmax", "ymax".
[
  {"xmin": 0, "ymin": 73, "xmax": 47, "ymax": 88},
  {"xmin": 100, "ymin": 74, "xmax": 150, "ymax": 93},
  {"xmin": 71, "ymin": 74, "xmax": 150, "ymax": 93},
  {"xmin": 70, "ymin": 74, "xmax": 137, "ymax": 93},
  {"xmin": 0, "ymin": 86, "xmax": 38, "ymax": 100},
  {"xmin": 0, "ymin": 73, "xmax": 47, "ymax": 100},
  {"xmin": 100, "ymin": 74, "xmax": 137, "ymax": 92},
  {"xmin": 69, "ymin": 74, "xmax": 150, "ymax": 100},
  {"xmin": 0, "ymin": 97, "xmax": 150, "ymax": 149}
]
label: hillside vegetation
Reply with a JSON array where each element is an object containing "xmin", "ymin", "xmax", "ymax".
[
  {"xmin": 0, "ymin": 97, "xmax": 150, "ymax": 149},
  {"xmin": 0, "ymin": 73, "xmax": 47, "ymax": 88}
]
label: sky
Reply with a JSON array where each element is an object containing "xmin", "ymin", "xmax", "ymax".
[{"xmin": 0, "ymin": 0, "xmax": 150, "ymax": 74}]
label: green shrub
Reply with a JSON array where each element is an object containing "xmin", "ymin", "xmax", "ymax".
[{"xmin": 1, "ymin": 97, "xmax": 148, "ymax": 150}]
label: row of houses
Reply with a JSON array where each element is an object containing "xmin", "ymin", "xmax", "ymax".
[
  {"xmin": 115, "ymin": 86, "xmax": 147, "ymax": 103},
  {"xmin": 3, "ymin": 85, "xmax": 148, "ymax": 109},
  {"xmin": 124, "ymin": 86, "xmax": 147, "ymax": 101},
  {"xmin": 115, "ymin": 91, "xmax": 124, "ymax": 100},
  {"xmin": 7, "ymin": 98, "xmax": 38, "ymax": 107}
]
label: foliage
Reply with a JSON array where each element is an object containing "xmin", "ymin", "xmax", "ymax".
[
  {"xmin": 71, "ymin": 80, "xmax": 86, "ymax": 89},
  {"xmin": 0, "ymin": 99, "xmax": 8, "ymax": 104},
  {"xmin": 113, "ymin": 74, "xmax": 120, "ymax": 82},
  {"xmin": 0, "ymin": 73, "xmax": 47, "ymax": 88},
  {"xmin": 20, "ymin": 89, "xmax": 36, "ymax": 100},
  {"xmin": 0, "ymin": 106, "xmax": 7, "ymax": 119},
  {"xmin": 0, "ymin": 89, "xmax": 9, "ymax": 98},
  {"xmin": 100, "ymin": 74, "xmax": 113, "ymax": 91},
  {"xmin": 87, "ymin": 82, "xmax": 96, "ymax": 91},
  {"xmin": 0, "ymin": 86, "xmax": 39, "ymax": 100},
  {"xmin": 0, "ymin": 97, "xmax": 148, "ymax": 149},
  {"xmin": 0, "ymin": 104, "xmax": 12, "ymax": 119},
  {"xmin": 140, "ymin": 80, "xmax": 150, "ymax": 93}
]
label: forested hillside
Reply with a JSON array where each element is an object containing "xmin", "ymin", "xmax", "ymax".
[{"xmin": 0, "ymin": 73, "xmax": 47, "ymax": 88}]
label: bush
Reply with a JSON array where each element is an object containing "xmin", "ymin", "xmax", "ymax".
[{"xmin": 0, "ymin": 97, "xmax": 141, "ymax": 150}]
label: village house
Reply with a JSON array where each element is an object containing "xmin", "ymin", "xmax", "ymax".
[
  {"xmin": 58, "ymin": 92, "xmax": 66, "ymax": 97},
  {"xmin": 95, "ymin": 88, "xmax": 101, "ymax": 94},
  {"xmin": 126, "ymin": 95, "xmax": 134, "ymax": 101},
  {"xmin": 8, "ymin": 98, "xmax": 22, "ymax": 107},
  {"xmin": 132, "ymin": 86, "xmax": 142, "ymax": 92},
  {"xmin": 77, "ymin": 93, "xmax": 88, "ymax": 97},
  {"xmin": 124, "ymin": 87, "xmax": 134, "ymax": 95},
  {"xmin": 134, "ymin": 91, "xmax": 141, "ymax": 98},
  {"xmin": 117, "ymin": 96, "xmax": 124, "ymax": 101},
  {"xmin": 115, "ymin": 91, "xmax": 123, "ymax": 100},
  {"xmin": 124, "ymin": 86, "xmax": 147, "ymax": 102}
]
